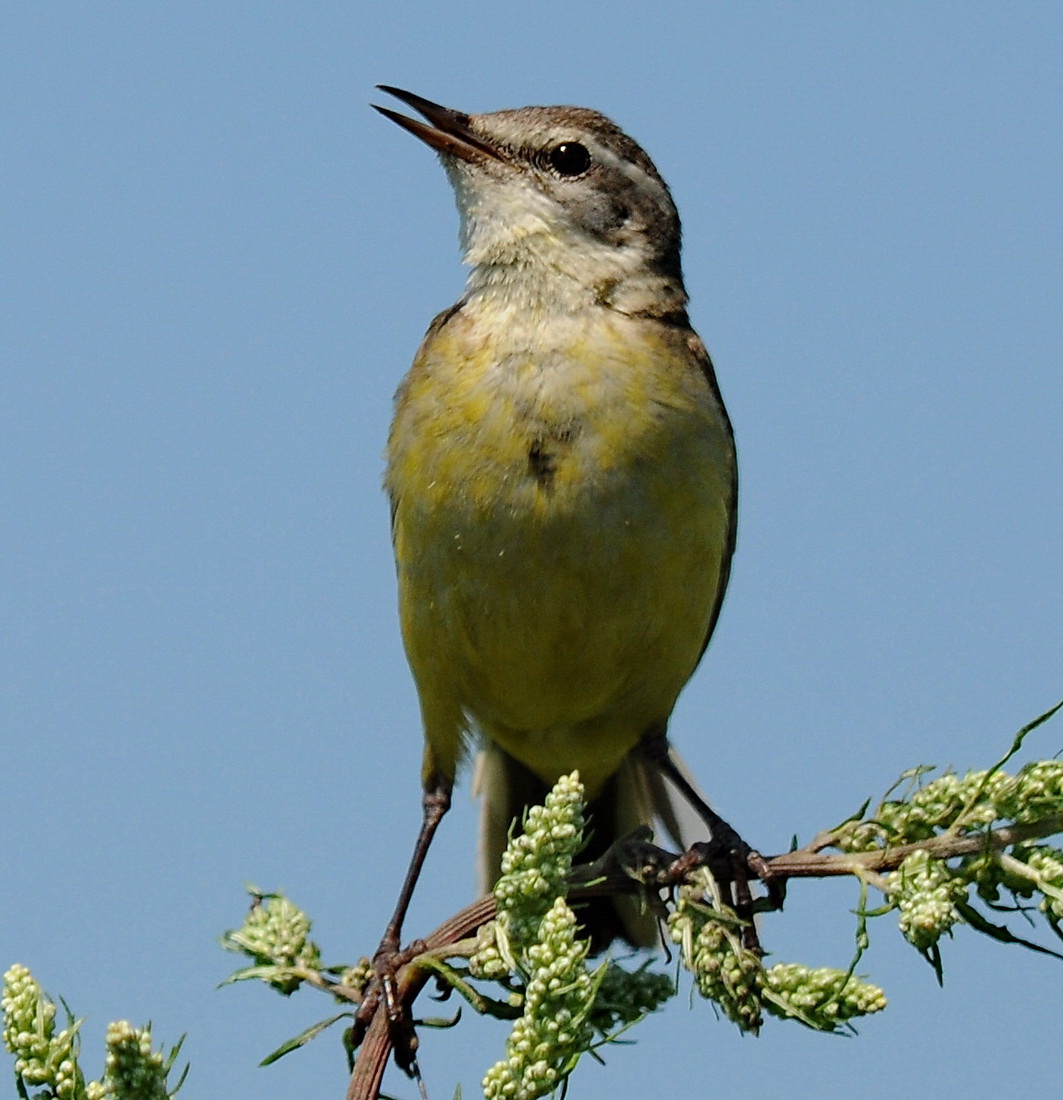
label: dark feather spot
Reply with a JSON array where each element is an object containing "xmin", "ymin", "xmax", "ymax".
[{"xmin": 527, "ymin": 440, "xmax": 557, "ymax": 488}]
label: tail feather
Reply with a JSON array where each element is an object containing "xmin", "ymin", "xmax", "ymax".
[{"xmin": 474, "ymin": 743, "xmax": 708, "ymax": 949}]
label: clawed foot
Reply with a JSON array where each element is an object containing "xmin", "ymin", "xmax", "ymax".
[
  {"xmin": 584, "ymin": 823, "xmax": 786, "ymax": 956},
  {"xmin": 636, "ymin": 730, "xmax": 786, "ymax": 950},
  {"xmin": 351, "ymin": 937, "xmax": 428, "ymax": 1081},
  {"xmin": 668, "ymin": 828, "xmax": 784, "ymax": 953}
]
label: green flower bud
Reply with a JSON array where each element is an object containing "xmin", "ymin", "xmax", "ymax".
[
  {"xmin": 763, "ymin": 963, "xmax": 886, "ymax": 1029},
  {"xmin": 482, "ymin": 898, "xmax": 596, "ymax": 1100},
  {"xmin": 98, "ymin": 1021, "xmax": 172, "ymax": 1099},
  {"xmin": 891, "ymin": 850, "xmax": 966, "ymax": 950},
  {"xmin": 667, "ymin": 878, "xmax": 764, "ymax": 1033},
  {"xmin": 221, "ymin": 891, "xmax": 322, "ymax": 994}
]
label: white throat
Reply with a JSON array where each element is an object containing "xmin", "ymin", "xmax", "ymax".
[{"xmin": 447, "ymin": 162, "xmax": 685, "ymax": 318}]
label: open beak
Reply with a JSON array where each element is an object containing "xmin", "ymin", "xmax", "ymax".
[{"xmin": 373, "ymin": 86, "xmax": 503, "ymax": 163}]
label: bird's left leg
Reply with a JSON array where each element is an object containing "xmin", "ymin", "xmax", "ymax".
[
  {"xmin": 352, "ymin": 775, "xmax": 452, "ymax": 1077},
  {"xmin": 638, "ymin": 726, "xmax": 782, "ymax": 951}
]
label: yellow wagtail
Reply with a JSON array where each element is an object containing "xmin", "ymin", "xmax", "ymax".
[{"xmin": 371, "ymin": 87, "xmax": 752, "ymax": 954}]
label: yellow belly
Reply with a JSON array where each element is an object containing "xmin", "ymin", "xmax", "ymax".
[{"xmin": 387, "ymin": 304, "xmax": 733, "ymax": 796}]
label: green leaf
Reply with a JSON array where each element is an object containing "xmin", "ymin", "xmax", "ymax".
[
  {"xmin": 217, "ymin": 964, "xmax": 296, "ymax": 988},
  {"xmin": 416, "ymin": 956, "xmax": 523, "ymax": 1019},
  {"xmin": 918, "ymin": 940, "xmax": 945, "ymax": 986},
  {"xmin": 956, "ymin": 900, "xmax": 1063, "ymax": 962},
  {"xmin": 990, "ymin": 699, "xmax": 1063, "ymax": 773},
  {"xmin": 259, "ymin": 1012, "xmax": 352, "ymax": 1066}
]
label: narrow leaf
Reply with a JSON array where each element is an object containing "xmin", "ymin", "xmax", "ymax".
[{"xmin": 260, "ymin": 1012, "xmax": 351, "ymax": 1066}]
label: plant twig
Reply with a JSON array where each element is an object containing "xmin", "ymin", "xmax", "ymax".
[{"xmin": 344, "ymin": 812, "xmax": 1063, "ymax": 1100}]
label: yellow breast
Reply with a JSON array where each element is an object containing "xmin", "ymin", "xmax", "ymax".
[{"xmin": 386, "ymin": 300, "xmax": 734, "ymax": 795}]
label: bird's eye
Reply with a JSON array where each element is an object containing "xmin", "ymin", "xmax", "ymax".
[{"xmin": 547, "ymin": 142, "xmax": 591, "ymax": 176}]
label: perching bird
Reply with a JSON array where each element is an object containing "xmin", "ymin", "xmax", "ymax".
[{"xmin": 374, "ymin": 87, "xmax": 737, "ymax": 949}]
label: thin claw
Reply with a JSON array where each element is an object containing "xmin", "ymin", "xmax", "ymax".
[
  {"xmin": 728, "ymin": 853, "xmax": 764, "ymax": 955},
  {"xmin": 414, "ymin": 1062, "xmax": 430, "ymax": 1100}
]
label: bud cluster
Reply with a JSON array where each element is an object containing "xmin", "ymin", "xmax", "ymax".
[
  {"xmin": 763, "ymin": 964, "xmax": 886, "ymax": 1029},
  {"xmin": 2, "ymin": 965, "xmax": 182, "ymax": 1100},
  {"xmin": 482, "ymin": 898, "xmax": 595, "ymax": 1100},
  {"xmin": 828, "ymin": 757, "xmax": 1063, "ymax": 954},
  {"xmin": 221, "ymin": 891, "xmax": 323, "ymax": 995},
  {"xmin": 667, "ymin": 876, "xmax": 764, "ymax": 1033},
  {"xmin": 890, "ymin": 850, "xmax": 965, "ymax": 950}
]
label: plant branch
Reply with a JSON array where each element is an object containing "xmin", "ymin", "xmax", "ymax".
[
  {"xmin": 767, "ymin": 814, "xmax": 1063, "ymax": 877},
  {"xmin": 345, "ymin": 811, "xmax": 1063, "ymax": 1100}
]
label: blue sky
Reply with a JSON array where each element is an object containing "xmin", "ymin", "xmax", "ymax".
[{"xmin": 3, "ymin": 3, "xmax": 1061, "ymax": 1097}]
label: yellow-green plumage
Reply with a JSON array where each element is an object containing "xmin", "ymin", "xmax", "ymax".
[
  {"xmin": 387, "ymin": 299, "xmax": 734, "ymax": 867},
  {"xmin": 377, "ymin": 89, "xmax": 736, "ymax": 946}
]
